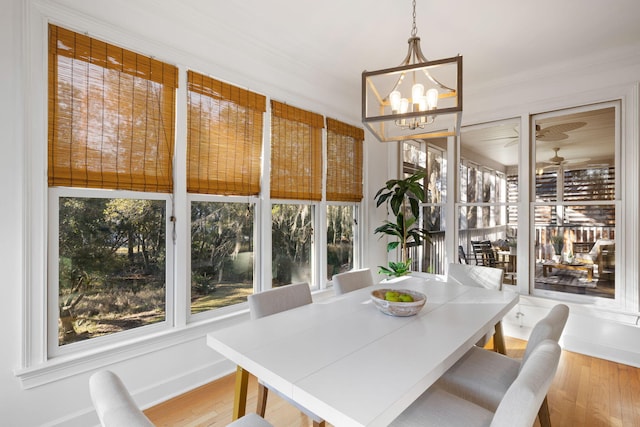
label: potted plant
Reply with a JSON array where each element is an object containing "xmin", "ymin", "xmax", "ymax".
[
  {"xmin": 374, "ymin": 171, "xmax": 430, "ymax": 277},
  {"xmin": 550, "ymin": 235, "xmax": 564, "ymax": 261}
]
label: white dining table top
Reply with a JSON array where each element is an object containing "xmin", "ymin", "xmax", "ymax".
[{"xmin": 206, "ymin": 275, "xmax": 519, "ymax": 427}]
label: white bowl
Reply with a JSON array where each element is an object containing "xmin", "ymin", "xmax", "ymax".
[{"xmin": 370, "ymin": 289, "xmax": 427, "ymax": 317}]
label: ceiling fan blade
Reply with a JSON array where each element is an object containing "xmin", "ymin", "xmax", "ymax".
[
  {"xmin": 563, "ymin": 157, "xmax": 591, "ymax": 165},
  {"xmin": 541, "ymin": 122, "xmax": 587, "ymax": 134},
  {"xmin": 537, "ymin": 133, "xmax": 569, "ymax": 142}
]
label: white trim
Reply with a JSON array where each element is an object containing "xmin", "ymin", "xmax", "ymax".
[
  {"xmin": 503, "ymin": 295, "xmax": 640, "ymax": 368},
  {"xmin": 14, "ymin": 307, "xmax": 249, "ymax": 389}
]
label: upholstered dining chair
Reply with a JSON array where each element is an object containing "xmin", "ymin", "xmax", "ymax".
[
  {"xmin": 247, "ymin": 283, "xmax": 326, "ymax": 427},
  {"xmin": 89, "ymin": 370, "xmax": 273, "ymax": 427},
  {"xmin": 448, "ymin": 263, "xmax": 504, "ymax": 290},
  {"xmin": 332, "ymin": 268, "xmax": 374, "ymax": 295},
  {"xmin": 389, "ymin": 340, "xmax": 562, "ymax": 427},
  {"xmin": 435, "ymin": 304, "xmax": 569, "ymax": 427},
  {"xmin": 447, "ymin": 263, "xmax": 506, "ymax": 353}
]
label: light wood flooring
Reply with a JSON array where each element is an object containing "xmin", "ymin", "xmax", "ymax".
[{"xmin": 144, "ymin": 337, "xmax": 640, "ymax": 426}]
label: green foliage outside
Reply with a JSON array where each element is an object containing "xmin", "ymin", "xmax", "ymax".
[
  {"xmin": 190, "ymin": 202, "xmax": 254, "ymax": 314},
  {"xmin": 58, "ymin": 199, "xmax": 356, "ymax": 344},
  {"xmin": 58, "ymin": 197, "xmax": 166, "ymax": 345}
]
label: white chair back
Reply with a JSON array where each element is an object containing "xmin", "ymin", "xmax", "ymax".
[
  {"xmin": 521, "ymin": 304, "xmax": 569, "ymax": 367},
  {"xmin": 90, "ymin": 370, "xmax": 154, "ymax": 427},
  {"xmin": 448, "ymin": 263, "xmax": 503, "ymax": 291},
  {"xmin": 333, "ymin": 268, "xmax": 374, "ymax": 295},
  {"xmin": 491, "ymin": 340, "xmax": 561, "ymax": 427},
  {"xmin": 248, "ymin": 282, "xmax": 312, "ymax": 319},
  {"xmin": 90, "ymin": 370, "xmax": 273, "ymax": 427}
]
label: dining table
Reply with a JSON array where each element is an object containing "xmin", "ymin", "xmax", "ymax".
[{"xmin": 206, "ymin": 274, "xmax": 519, "ymax": 426}]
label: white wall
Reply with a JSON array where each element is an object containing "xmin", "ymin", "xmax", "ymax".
[
  {"xmin": 1, "ymin": 0, "xmax": 28, "ymax": 423},
  {"xmin": 2, "ymin": 0, "xmax": 640, "ymax": 425}
]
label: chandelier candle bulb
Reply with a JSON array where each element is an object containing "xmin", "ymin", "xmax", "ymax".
[
  {"xmin": 411, "ymin": 83, "xmax": 424, "ymax": 104},
  {"xmin": 389, "ymin": 90, "xmax": 402, "ymax": 113},
  {"xmin": 426, "ymin": 88, "xmax": 438, "ymax": 109}
]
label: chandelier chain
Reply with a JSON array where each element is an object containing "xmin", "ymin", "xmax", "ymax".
[{"xmin": 411, "ymin": 0, "xmax": 418, "ymax": 37}]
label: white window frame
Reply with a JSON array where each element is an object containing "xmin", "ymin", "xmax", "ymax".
[
  {"xmin": 325, "ymin": 201, "xmax": 362, "ymax": 285},
  {"xmin": 47, "ymin": 187, "xmax": 175, "ymax": 358},
  {"xmin": 530, "ymin": 101, "xmax": 622, "ymax": 308},
  {"xmin": 187, "ymin": 194, "xmax": 261, "ymax": 323}
]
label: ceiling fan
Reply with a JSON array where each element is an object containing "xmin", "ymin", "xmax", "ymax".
[
  {"xmin": 537, "ymin": 147, "xmax": 590, "ymax": 171},
  {"xmin": 502, "ymin": 122, "xmax": 587, "ymax": 147}
]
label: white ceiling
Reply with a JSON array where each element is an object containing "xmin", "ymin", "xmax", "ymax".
[
  {"xmin": 54, "ymin": 0, "xmax": 640, "ymax": 100},
  {"xmin": 461, "ymin": 106, "xmax": 616, "ymax": 168}
]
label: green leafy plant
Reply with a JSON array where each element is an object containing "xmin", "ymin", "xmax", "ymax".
[
  {"xmin": 374, "ymin": 171, "xmax": 430, "ymax": 277},
  {"xmin": 550, "ymin": 234, "xmax": 564, "ymax": 255}
]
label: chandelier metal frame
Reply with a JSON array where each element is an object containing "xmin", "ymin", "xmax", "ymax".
[{"xmin": 362, "ymin": 0, "xmax": 462, "ymax": 142}]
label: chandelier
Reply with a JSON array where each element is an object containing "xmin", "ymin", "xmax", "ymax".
[{"xmin": 362, "ymin": 0, "xmax": 462, "ymax": 142}]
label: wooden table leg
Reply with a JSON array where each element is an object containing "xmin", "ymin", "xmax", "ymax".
[
  {"xmin": 494, "ymin": 321, "xmax": 507, "ymax": 355},
  {"xmin": 233, "ymin": 365, "xmax": 249, "ymax": 420}
]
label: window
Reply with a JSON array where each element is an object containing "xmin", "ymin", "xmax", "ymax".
[
  {"xmin": 326, "ymin": 118, "xmax": 363, "ymax": 280},
  {"xmin": 401, "ymin": 140, "xmax": 447, "ymax": 274},
  {"xmin": 326, "ymin": 205, "xmax": 356, "ymax": 280},
  {"xmin": 270, "ymin": 101, "xmax": 324, "ymax": 288},
  {"xmin": 190, "ymin": 201, "xmax": 255, "ymax": 314},
  {"xmin": 47, "ymin": 25, "xmax": 178, "ymax": 352},
  {"xmin": 458, "ymin": 119, "xmax": 519, "ymax": 285},
  {"xmin": 186, "ymin": 71, "xmax": 265, "ymax": 314},
  {"xmin": 532, "ymin": 104, "xmax": 617, "ymax": 300},
  {"xmin": 52, "ymin": 191, "xmax": 170, "ymax": 347}
]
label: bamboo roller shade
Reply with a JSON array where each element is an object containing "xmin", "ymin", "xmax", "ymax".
[
  {"xmin": 48, "ymin": 24, "xmax": 178, "ymax": 193},
  {"xmin": 270, "ymin": 100, "xmax": 324, "ymax": 200},
  {"xmin": 187, "ymin": 70, "xmax": 266, "ymax": 195},
  {"xmin": 326, "ymin": 118, "xmax": 364, "ymax": 202}
]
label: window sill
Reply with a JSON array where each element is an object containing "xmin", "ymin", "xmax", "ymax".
[{"xmin": 15, "ymin": 306, "xmax": 250, "ymax": 389}]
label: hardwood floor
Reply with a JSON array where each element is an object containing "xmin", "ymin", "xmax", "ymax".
[{"xmin": 144, "ymin": 337, "xmax": 640, "ymax": 426}]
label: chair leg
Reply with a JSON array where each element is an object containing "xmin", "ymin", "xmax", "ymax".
[
  {"xmin": 256, "ymin": 383, "xmax": 269, "ymax": 417},
  {"xmin": 538, "ymin": 395, "xmax": 552, "ymax": 427}
]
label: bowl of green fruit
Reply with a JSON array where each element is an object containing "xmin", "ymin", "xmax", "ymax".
[{"xmin": 370, "ymin": 289, "xmax": 426, "ymax": 317}]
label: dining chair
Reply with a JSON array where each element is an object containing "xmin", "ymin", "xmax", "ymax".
[
  {"xmin": 447, "ymin": 263, "xmax": 506, "ymax": 353},
  {"xmin": 389, "ymin": 339, "xmax": 562, "ymax": 427},
  {"xmin": 247, "ymin": 283, "xmax": 326, "ymax": 427},
  {"xmin": 89, "ymin": 370, "xmax": 273, "ymax": 427},
  {"xmin": 332, "ymin": 268, "xmax": 374, "ymax": 295},
  {"xmin": 574, "ymin": 238, "xmax": 615, "ymax": 276},
  {"xmin": 470, "ymin": 240, "xmax": 509, "ymax": 270},
  {"xmin": 435, "ymin": 304, "xmax": 569, "ymax": 427},
  {"xmin": 458, "ymin": 245, "xmax": 468, "ymax": 264}
]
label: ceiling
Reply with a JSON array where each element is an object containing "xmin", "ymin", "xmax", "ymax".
[
  {"xmin": 54, "ymin": 0, "xmax": 640, "ymax": 100},
  {"xmin": 53, "ymin": 0, "xmax": 640, "ymax": 165},
  {"xmin": 461, "ymin": 106, "xmax": 616, "ymax": 169}
]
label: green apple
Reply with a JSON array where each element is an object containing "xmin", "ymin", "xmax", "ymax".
[
  {"xmin": 385, "ymin": 291, "xmax": 400, "ymax": 300},
  {"xmin": 399, "ymin": 294, "xmax": 414, "ymax": 302}
]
